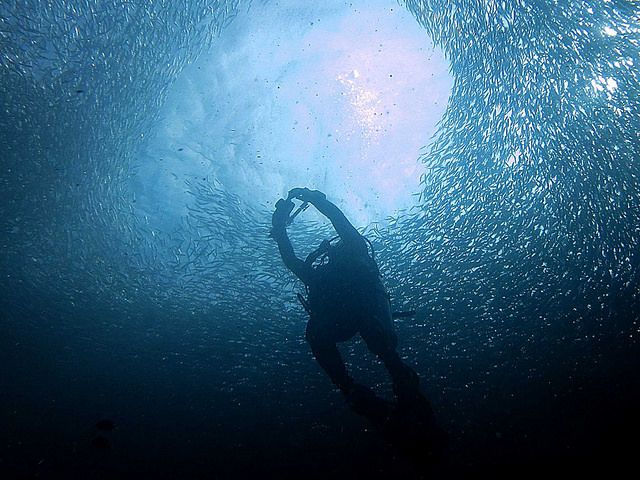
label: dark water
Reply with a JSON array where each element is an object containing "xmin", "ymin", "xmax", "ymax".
[{"xmin": 1, "ymin": 0, "xmax": 639, "ymax": 479}]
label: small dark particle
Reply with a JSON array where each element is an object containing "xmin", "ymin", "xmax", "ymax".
[
  {"xmin": 92, "ymin": 436, "xmax": 110, "ymax": 449},
  {"xmin": 76, "ymin": 90, "xmax": 84, "ymax": 93},
  {"xmin": 178, "ymin": 148, "xmax": 184, "ymax": 151},
  {"xmin": 95, "ymin": 419, "xmax": 115, "ymax": 431}
]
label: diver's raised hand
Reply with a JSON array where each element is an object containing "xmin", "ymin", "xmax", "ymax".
[
  {"xmin": 287, "ymin": 187, "xmax": 326, "ymax": 203},
  {"xmin": 272, "ymin": 198, "xmax": 295, "ymax": 230}
]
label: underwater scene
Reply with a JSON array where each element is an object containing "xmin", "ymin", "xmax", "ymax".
[{"xmin": 1, "ymin": 0, "xmax": 639, "ymax": 478}]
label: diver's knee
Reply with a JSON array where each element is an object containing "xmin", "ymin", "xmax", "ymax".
[
  {"xmin": 361, "ymin": 327, "xmax": 397, "ymax": 359},
  {"xmin": 305, "ymin": 323, "xmax": 330, "ymax": 351}
]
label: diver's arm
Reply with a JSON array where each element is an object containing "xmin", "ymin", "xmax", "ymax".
[
  {"xmin": 312, "ymin": 196, "xmax": 362, "ymax": 243},
  {"xmin": 288, "ymin": 188, "xmax": 366, "ymax": 248},
  {"xmin": 272, "ymin": 200, "xmax": 313, "ymax": 284},
  {"xmin": 273, "ymin": 228, "xmax": 312, "ymax": 284}
]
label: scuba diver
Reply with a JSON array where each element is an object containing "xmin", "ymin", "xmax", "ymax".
[{"xmin": 271, "ymin": 187, "xmax": 447, "ymax": 460}]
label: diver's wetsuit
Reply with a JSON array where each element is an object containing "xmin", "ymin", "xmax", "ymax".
[{"xmin": 271, "ymin": 190, "xmax": 423, "ymax": 406}]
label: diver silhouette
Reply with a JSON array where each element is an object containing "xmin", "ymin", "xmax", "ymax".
[{"xmin": 271, "ymin": 187, "xmax": 448, "ymax": 461}]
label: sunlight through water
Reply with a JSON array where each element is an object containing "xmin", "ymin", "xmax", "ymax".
[{"xmin": 133, "ymin": 0, "xmax": 452, "ymax": 228}]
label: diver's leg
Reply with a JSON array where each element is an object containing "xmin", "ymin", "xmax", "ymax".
[
  {"xmin": 306, "ymin": 317, "xmax": 392, "ymax": 424},
  {"xmin": 361, "ymin": 292, "xmax": 449, "ymax": 454},
  {"xmin": 359, "ymin": 295, "xmax": 425, "ymax": 406},
  {"xmin": 305, "ymin": 318, "xmax": 353, "ymax": 393},
  {"xmin": 360, "ymin": 321, "xmax": 425, "ymax": 405}
]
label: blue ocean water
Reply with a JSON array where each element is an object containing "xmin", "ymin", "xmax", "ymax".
[{"xmin": 1, "ymin": 0, "xmax": 639, "ymax": 479}]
